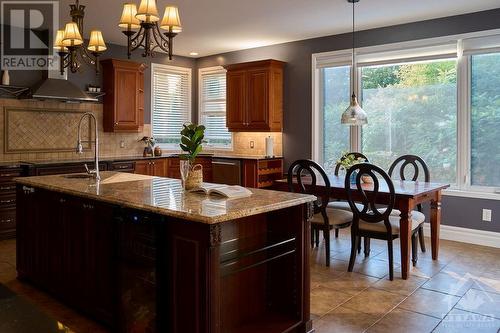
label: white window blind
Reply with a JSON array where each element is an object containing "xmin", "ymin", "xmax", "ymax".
[
  {"xmin": 151, "ymin": 64, "xmax": 191, "ymax": 147},
  {"xmin": 199, "ymin": 67, "xmax": 231, "ymax": 148}
]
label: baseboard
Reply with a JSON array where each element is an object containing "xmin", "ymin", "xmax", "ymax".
[{"xmin": 422, "ymin": 224, "xmax": 500, "ymax": 249}]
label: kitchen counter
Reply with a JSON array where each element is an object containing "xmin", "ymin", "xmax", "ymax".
[
  {"xmin": 19, "ymin": 153, "xmax": 283, "ymax": 166},
  {"xmin": 15, "ymin": 171, "xmax": 313, "ymax": 224},
  {"xmin": 16, "ymin": 172, "xmax": 315, "ymax": 333}
]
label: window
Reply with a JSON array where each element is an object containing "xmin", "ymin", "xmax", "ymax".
[
  {"xmin": 199, "ymin": 67, "xmax": 231, "ymax": 149},
  {"xmin": 313, "ymin": 33, "xmax": 500, "ymax": 195},
  {"xmin": 470, "ymin": 52, "xmax": 500, "ymax": 187},
  {"xmin": 320, "ymin": 66, "xmax": 351, "ymax": 171},
  {"xmin": 360, "ymin": 59, "xmax": 458, "ymax": 184},
  {"xmin": 151, "ymin": 64, "xmax": 191, "ymax": 148}
]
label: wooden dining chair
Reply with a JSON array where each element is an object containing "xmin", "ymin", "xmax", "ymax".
[
  {"xmin": 388, "ymin": 155, "xmax": 430, "ymax": 263},
  {"xmin": 328, "ymin": 152, "xmax": 369, "ymax": 239},
  {"xmin": 288, "ymin": 160, "xmax": 353, "ymax": 266},
  {"xmin": 345, "ymin": 163, "xmax": 423, "ymax": 280}
]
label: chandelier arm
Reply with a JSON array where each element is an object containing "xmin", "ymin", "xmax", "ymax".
[
  {"xmin": 151, "ymin": 24, "xmax": 170, "ymax": 54},
  {"xmin": 130, "ymin": 27, "xmax": 147, "ymax": 54}
]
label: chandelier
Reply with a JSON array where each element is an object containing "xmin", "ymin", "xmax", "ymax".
[
  {"xmin": 119, "ymin": 0, "xmax": 182, "ymax": 59},
  {"xmin": 53, "ymin": 0, "xmax": 107, "ymax": 75}
]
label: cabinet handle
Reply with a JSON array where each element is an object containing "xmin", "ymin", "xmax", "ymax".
[
  {"xmin": 22, "ymin": 186, "xmax": 35, "ymax": 194},
  {"xmin": 82, "ymin": 203, "xmax": 94, "ymax": 210},
  {"xmin": 114, "ymin": 122, "xmax": 118, "ymax": 125},
  {"xmin": 0, "ymin": 219, "xmax": 12, "ymax": 224},
  {"xmin": 0, "ymin": 199, "xmax": 15, "ymax": 204},
  {"xmin": 139, "ymin": 89, "xmax": 144, "ymax": 93},
  {"xmin": 152, "ymin": 162, "xmax": 155, "ymax": 165},
  {"xmin": 0, "ymin": 173, "xmax": 16, "ymax": 177},
  {"xmin": 0, "ymin": 186, "xmax": 15, "ymax": 191},
  {"xmin": 117, "ymin": 165, "xmax": 129, "ymax": 169},
  {"xmin": 59, "ymin": 198, "xmax": 66, "ymax": 203}
]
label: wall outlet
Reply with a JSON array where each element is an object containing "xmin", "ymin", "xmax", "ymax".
[
  {"xmin": 482, "ymin": 209, "xmax": 492, "ymax": 222},
  {"xmin": 249, "ymin": 140, "xmax": 254, "ymax": 149},
  {"xmin": 120, "ymin": 140, "xmax": 126, "ymax": 148}
]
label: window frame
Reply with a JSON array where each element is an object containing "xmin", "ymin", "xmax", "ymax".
[
  {"xmin": 198, "ymin": 66, "xmax": 233, "ymax": 151},
  {"xmin": 312, "ymin": 29, "xmax": 500, "ymax": 199},
  {"xmin": 150, "ymin": 63, "xmax": 192, "ymax": 150}
]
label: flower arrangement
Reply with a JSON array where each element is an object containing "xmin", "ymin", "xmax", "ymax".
[
  {"xmin": 337, "ymin": 152, "xmax": 366, "ymax": 171},
  {"xmin": 139, "ymin": 136, "xmax": 156, "ymax": 157}
]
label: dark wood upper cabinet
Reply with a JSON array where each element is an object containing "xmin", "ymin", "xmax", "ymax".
[
  {"xmin": 101, "ymin": 59, "xmax": 145, "ymax": 133},
  {"xmin": 225, "ymin": 59, "xmax": 284, "ymax": 132}
]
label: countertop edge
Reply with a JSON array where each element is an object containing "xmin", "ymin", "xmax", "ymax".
[{"xmin": 14, "ymin": 177, "xmax": 316, "ymax": 224}]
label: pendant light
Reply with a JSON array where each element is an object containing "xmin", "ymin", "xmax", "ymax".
[{"xmin": 341, "ymin": 0, "xmax": 368, "ymax": 126}]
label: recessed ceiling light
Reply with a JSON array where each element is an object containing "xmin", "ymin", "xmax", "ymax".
[{"xmin": 189, "ymin": 52, "xmax": 199, "ymax": 56}]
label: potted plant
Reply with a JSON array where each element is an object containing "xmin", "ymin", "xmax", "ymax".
[
  {"xmin": 336, "ymin": 152, "xmax": 367, "ymax": 184},
  {"xmin": 179, "ymin": 123, "xmax": 206, "ymax": 190}
]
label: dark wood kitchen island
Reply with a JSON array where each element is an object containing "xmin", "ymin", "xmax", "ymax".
[{"xmin": 15, "ymin": 172, "xmax": 315, "ymax": 333}]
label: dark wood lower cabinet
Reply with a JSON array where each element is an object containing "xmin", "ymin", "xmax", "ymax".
[
  {"xmin": 16, "ymin": 185, "xmax": 312, "ymax": 333},
  {"xmin": 16, "ymin": 186, "xmax": 115, "ymax": 325},
  {"xmin": 0, "ymin": 165, "xmax": 22, "ymax": 240}
]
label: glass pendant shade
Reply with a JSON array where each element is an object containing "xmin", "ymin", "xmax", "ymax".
[
  {"xmin": 53, "ymin": 30, "xmax": 67, "ymax": 52},
  {"xmin": 160, "ymin": 6, "xmax": 182, "ymax": 32},
  {"xmin": 87, "ymin": 30, "xmax": 107, "ymax": 52},
  {"xmin": 119, "ymin": 3, "xmax": 141, "ymax": 29},
  {"xmin": 341, "ymin": 93, "xmax": 368, "ymax": 125},
  {"xmin": 136, "ymin": 0, "xmax": 160, "ymax": 22},
  {"xmin": 62, "ymin": 22, "xmax": 83, "ymax": 47}
]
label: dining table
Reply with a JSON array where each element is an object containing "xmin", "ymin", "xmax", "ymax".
[{"xmin": 274, "ymin": 175, "xmax": 450, "ymax": 280}]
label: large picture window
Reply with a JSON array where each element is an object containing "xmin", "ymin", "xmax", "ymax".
[
  {"xmin": 361, "ymin": 59, "xmax": 457, "ymax": 184},
  {"xmin": 321, "ymin": 66, "xmax": 351, "ymax": 172},
  {"xmin": 313, "ymin": 33, "xmax": 500, "ymax": 195},
  {"xmin": 470, "ymin": 52, "xmax": 500, "ymax": 187}
]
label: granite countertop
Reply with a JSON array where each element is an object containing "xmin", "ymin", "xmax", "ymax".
[
  {"xmin": 19, "ymin": 153, "xmax": 283, "ymax": 166},
  {"xmin": 15, "ymin": 171, "xmax": 315, "ymax": 224}
]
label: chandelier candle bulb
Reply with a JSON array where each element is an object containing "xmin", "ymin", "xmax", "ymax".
[
  {"xmin": 160, "ymin": 6, "xmax": 182, "ymax": 32},
  {"xmin": 119, "ymin": 3, "xmax": 141, "ymax": 29},
  {"xmin": 87, "ymin": 30, "xmax": 107, "ymax": 53},
  {"xmin": 62, "ymin": 22, "xmax": 83, "ymax": 47},
  {"xmin": 136, "ymin": 0, "xmax": 160, "ymax": 22},
  {"xmin": 53, "ymin": 30, "xmax": 68, "ymax": 52}
]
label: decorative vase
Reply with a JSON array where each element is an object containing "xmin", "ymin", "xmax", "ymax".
[
  {"xmin": 143, "ymin": 146, "xmax": 153, "ymax": 157},
  {"xmin": 154, "ymin": 146, "xmax": 162, "ymax": 157},
  {"xmin": 185, "ymin": 164, "xmax": 203, "ymax": 190},
  {"xmin": 2, "ymin": 70, "xmax": 10, "ymax": 85}
]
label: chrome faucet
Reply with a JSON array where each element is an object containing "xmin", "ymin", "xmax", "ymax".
[{"xmin": 76, "ymin": 112, "xmax": 100, "ymax": 181}]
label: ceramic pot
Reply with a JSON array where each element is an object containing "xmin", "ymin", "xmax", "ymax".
[{"xmin": 154, "ymin": 146, "xmax": 162, "ymax": 157}]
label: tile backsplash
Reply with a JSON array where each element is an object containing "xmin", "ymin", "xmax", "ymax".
[
  {"xmin": 0, "ymin": 98, "xmax": 150, "ymax": 162},
  {"xmin": 0, "ymin": 98, "xmax": 283, "ymax": 163}
]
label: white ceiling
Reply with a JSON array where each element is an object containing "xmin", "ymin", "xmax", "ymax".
[{"xmin": 59, "ymin": 0, "xmax": 500, "ymax": 58}]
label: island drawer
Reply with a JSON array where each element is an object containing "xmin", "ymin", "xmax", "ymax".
[{"xmin": 109, "ymin": 161, "xmax": 135, "ymax": 173}]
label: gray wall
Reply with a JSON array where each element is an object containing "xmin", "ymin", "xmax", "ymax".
[
  {"xmin": 3, "ymin": 39, "xmax": 197, "ymax": 123},
  {"xmin": 196, "ymin": 8, "xmax": 500, "ymax": 232}
]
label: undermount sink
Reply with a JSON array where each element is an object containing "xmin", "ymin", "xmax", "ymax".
[{"xmin": 61, "ymin": 174, "xmax": 95, "ymax": 179}]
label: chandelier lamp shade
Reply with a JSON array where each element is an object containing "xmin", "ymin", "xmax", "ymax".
[
  {"xmin": 119, "ymin": 0, "xmax": 182, "ymax": 59},
  {"xmin": 341, "ymin": 0, "xmax": 368, "ymax": 126},
  {"xmin": 53, "ymin": 0, "xmax": 107, "ymax": 76}
]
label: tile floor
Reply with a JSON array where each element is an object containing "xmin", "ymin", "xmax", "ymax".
[{"xmin": 1, "ymin": 231, "xmax": 500, "ymax": 333}]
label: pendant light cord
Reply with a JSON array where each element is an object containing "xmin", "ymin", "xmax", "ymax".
[{"xmin": 351, "ymin": 0, "xmax": 355, "ymax": 98}]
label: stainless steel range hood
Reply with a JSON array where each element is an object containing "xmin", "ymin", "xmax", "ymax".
[{"xmin": 32, "ymin": 69, "xmax": 98, "ymax": 102}]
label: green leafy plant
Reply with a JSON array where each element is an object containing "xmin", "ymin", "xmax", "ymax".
[
  {"xmin": 180, "ymin": 123, "xmax": 206, "ymax": 163},
  {"xmin": 337, "ymin": 152, "xmax": 366, "ymax": 171}
]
